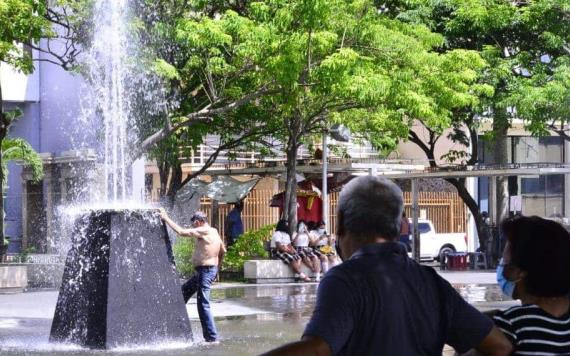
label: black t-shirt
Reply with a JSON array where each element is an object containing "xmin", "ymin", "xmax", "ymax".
[
  {"xmin": 494, "ymin": 304, "xmax": 570, "ymax": 355},
  {"xmin": 303, "ymin": 242, "xmax": 493, "ymax": 355}
]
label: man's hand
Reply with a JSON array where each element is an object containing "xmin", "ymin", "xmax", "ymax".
[{"xmin": 158, "ymin": 208, "xmax": 168, "ymax": 221}]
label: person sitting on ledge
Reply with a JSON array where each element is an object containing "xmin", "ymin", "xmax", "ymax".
[
  {"xmin": 293, "ymin": 220, "xmax": 322, "ymax": 282},
  {"xmin": 262, "ymin": 176, "xmax": 512, "ymax": 356},
  {"xmin": 493, "ymin": 216, "xmax": 570, "ymax": 355},
  {"xmin": 271, "ymin": 219, "xmax": 311, "ymax": 282},
  {"xmin": 309, "ymin": 220, "xmax": 338, "ymax": 274}
]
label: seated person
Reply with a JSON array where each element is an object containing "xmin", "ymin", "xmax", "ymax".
[
  {"xmin": 270, "ymin": 219, "xmax": 310, "ymax": 282},
  {"xmin": 309, "ymin": 221, "xmax": 338, "ymax": 273},
  {"xmin": 293, "ymin": 221, "xmax": 321, "ymax": 282},
  {"xmin": 494, "ymin": 216, "xmax": 570, "ymax": 355}
]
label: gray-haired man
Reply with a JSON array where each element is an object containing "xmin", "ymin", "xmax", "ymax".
[{"xmin": 263, "ymin": 176, "xmax": 512, "ymax": 355}]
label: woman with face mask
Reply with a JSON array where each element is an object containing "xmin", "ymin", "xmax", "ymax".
[
  {"xmin": 308, "ymin": 221, "xmax": 339, "ymax": 273},
  {"xmin": 493, "ymin": 216, "xmax": 570, "ymax": 355},
  {"xmin": 293, "ymin": 220, "xmax": 322, "ymax": 282}
]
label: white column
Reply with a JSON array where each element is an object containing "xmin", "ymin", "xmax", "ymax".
[
  {"xmin": 562, "ymin": 136, "xmax": 570, "ymax": 217},
  {"xmin": 466, "ymin": 177, "xmax": 478, "ymax": 252}
]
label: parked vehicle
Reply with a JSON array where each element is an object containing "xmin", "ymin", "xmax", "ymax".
[{"xmin": 407, "ymin": 219, "xmax": 468, "ymax": 261}]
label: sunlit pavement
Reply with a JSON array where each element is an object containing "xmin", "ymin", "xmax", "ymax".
[{"xmin": 0, "ymin": 271, "xmax": 518, "ymax": 355}]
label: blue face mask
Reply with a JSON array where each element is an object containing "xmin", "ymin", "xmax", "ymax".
[{"xmin": 496, "ymin": 259, "xmax": 516, "ymax": 298}]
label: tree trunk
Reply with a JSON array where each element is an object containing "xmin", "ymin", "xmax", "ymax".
[
  {"xmin": 446, "ymin": 177, "xmax": 487, "ymax": 251},
  {"xmin": 284, "ymin": 135, "xmax": 299, "ymax": 236},
  {"xmin": 164, "ymin": 163, "xmax": 182, "ymax": 209},
  {"xmin": 409, "ymin": 123, "xmax": 487, "ymax": 250},
  {"xmin": 493, "ymin": 113, "xmax": 509, "ymax": 224},
  {"xmin": 157, "ymin": 160, "xmax": 174, "ymax": 209}
]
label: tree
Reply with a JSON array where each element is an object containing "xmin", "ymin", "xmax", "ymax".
[
  {"xmin": 124, "ymin": 1, "xmax": 485, "ymax": 231},
  {"xmin": 130, "ymin": 0, "xmax": 285, "ymax": 206},
  {"xmin": 377, "ymin": 0, "xmax": 570, "ymax": 249},
  {"xmin": 240, "ymin": 0, "xmax": 488, "ymax": 232}
]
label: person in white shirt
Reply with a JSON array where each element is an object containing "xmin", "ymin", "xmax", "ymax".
[
  {"xmin": 293, "ymin": 221, "xmax": 321, "ymax": 281},
  {"xmin": 309, "ymin": 221, "xmax": 339, "ymax": 274},
  {"xmin": 270, "ymin": 219, "xmax": 311, "ymax": 282}
]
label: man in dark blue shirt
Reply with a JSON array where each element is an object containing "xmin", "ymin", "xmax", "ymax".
[
  {"xmin": 263, "ymin": 176, "xmax": 512, "ymax": 356},
  {"xmin": 225, "ymin": 201, "xmax": 244, "ymax": 247}
]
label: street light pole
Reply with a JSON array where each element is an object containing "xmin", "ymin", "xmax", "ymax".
[{"xmin": 322, "ymin": 132, "xmax": 329, "ymax": 231}]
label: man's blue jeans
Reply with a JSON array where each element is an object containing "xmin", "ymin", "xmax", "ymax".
[{"xmin": 182, "ymin": 266, "xmax": 218, "ymax": 342}]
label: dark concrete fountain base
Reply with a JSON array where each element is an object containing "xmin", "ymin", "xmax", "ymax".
[{"xmin": 49, "ymin": 209, "xmax": 192, "ymax": 349}]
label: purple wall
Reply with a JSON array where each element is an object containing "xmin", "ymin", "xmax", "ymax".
[
  {"xmin": 39, "ymin": 58, "xmax": 99, "ymax": 154},
  {"xmin": 4, "ymin": 48, "xmax": 101, "ymax": 249},
  {"xmin": 5, "ymin": 102, "xmax": 41, "ymax": 242}
]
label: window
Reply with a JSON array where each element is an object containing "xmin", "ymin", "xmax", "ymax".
[{"xmin": 418, "ymin": 223, "xmax": 431, "ymax": 234}]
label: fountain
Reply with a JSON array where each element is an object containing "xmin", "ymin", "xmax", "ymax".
[{"xmin": 49, "ymin": 0, "xmax": 192, "ymax": 349}]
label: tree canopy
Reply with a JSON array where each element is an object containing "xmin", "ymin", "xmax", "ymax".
[{"xmin": 128, "ymin": 0, "xmax": 490, "ymax": 229}]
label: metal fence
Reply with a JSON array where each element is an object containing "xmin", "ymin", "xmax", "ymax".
[{"xmin": 402, "ymin": 192, "xmax": 467, "ymax": 233}]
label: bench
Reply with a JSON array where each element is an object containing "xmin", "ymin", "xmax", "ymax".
[{"xmin": 244, "ymin": 260, "xmax": 317, "ymax": 284}]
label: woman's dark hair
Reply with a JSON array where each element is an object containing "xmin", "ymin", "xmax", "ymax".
[
  {"xmin": 501, "ymin": 216, "xmax": 570, "ymax": 297},
  {"xmin": 275, "ymin": 219, "xmax": 289, "ymax": 233},
  {"xmin": 307, "ymin": 221, "xmax": 317, "ymax": 231}
]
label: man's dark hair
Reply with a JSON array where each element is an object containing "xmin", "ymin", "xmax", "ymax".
[
  {"xmin": 337, "ymin": 176, "xmax": 403, "ymax": 241},
  {"xmin": 501, "ymin": 216, "xmax": 570, "ymax": 297},
  {"xmin": 191, "ymin": 211, "xmax": 208, "ymax": 223}
]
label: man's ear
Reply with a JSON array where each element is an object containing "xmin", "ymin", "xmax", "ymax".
[{"xmin": 336, "ymin": 210, "xmax": 344, "ymax": 238}]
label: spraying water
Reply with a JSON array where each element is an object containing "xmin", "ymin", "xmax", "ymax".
[{"xmin": 91, "ymin": 0, "xmax": 130, "ymax": 202}]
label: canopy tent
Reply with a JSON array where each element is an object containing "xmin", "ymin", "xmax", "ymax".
[
  {"xmin": 176, "ymin": 176, "xmax": 260, "ymax": 204},
  {"xmin": 171, "ymin": 176, "xmax": 260, "ymax": 230},
  {"xmin": 270, "ymin": 181, "xmax": 324, "ymax": 223}
]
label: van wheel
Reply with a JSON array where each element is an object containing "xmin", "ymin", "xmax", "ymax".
[{"xmin": 438, "ymin": 246, "xmax": 455, "ymax": 262}]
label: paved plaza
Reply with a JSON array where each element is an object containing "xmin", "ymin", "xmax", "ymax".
[{"xmin": 0, "ymin": 270, "xmax": 517, "ymax": 355}]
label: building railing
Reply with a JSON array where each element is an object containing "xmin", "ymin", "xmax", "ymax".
[{"xmin": 178, "ymin": 140, "xmax": 383, "ymax": 167}]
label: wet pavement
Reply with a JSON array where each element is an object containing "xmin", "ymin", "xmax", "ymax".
[{"xmin": 0, "ymin": 272, "xmax": 518, "ymax": 355}]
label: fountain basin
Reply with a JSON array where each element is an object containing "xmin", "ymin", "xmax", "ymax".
[{"xmin": 50, "ymin": 209, "xmax": 191, "ymax": 349}]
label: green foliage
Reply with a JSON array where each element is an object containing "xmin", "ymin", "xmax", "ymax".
[
  {"xmin": 222, "ymin": 224, "xmax": 275, "ymax": 272},
  {"xmin": 388, "ymin": 0, "xmax": 570, "ymax": 141},
  {"xmin": 0, "ymin": 0, "xmax": 53, "ymax": 73},
  {"xmin": 2, "ymin": 138, "xmax": 43, "ymax": 184},
  {"xmin": 172, "ymin": 236, "xmax": 196, "ymax": 278}
]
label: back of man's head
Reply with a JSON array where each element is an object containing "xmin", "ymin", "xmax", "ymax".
[{"xmin": 337, "ymin": 176, "xmax": 403, "ymax": 242}]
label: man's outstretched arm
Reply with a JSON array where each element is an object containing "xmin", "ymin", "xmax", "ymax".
[
  {"xmin": 159, "ymin": 209, "xmax": 195, "ymax": 237},
  {"xmin": 260, "ymin": 335, "xmax": 331, "ymax": 356}
]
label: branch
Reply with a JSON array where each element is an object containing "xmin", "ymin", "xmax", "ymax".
[
  {"xmin": 186, "ymin": 85, "xmax": 277, "ymax": 120},
  {"xmin": 135, "ymin": 117, "xmax": 211, "ymax": 157},
  {"xmin": 549, "ymin": 123, "xmax": 570, "ymax": 142},
  {"xmin": 136, "ymin": 85, "xmax": 278, "ymax": 157},
  {"xmin": 28, "ymin": 42, "xmax": 77, "ymax": 70},
  {"xmin": 408, "ymin": 129, "xmax": 437, "ymax": 168}
]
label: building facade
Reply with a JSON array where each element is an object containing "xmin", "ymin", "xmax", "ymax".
[{"xmin": 1, "ymin": 48, "xmax": 101, "ymax": 252}]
